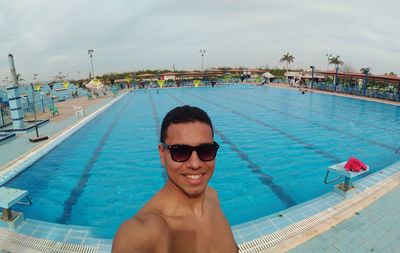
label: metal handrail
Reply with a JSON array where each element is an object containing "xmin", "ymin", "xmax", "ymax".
[
  {"xmin": 324, "ymin": 170, "xmax": 343, "ymax": 184},
  {"xmin": 16, "ymin": 195, "xmax": 32, "ymax": 206}
]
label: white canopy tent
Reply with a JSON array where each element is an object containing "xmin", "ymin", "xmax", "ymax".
[
  {"xmin": 262, "ymin": 72, "xmax": 275, "ymax": 79},
  {"xmin": 261, "ymin": 72, "xmax": 275, "ymax": 84},
  {"xmin": 85, "ymin": 79, "xmax": 104, "ymax": 89},
  {"xmin": 85, "ymin": 79, "xmax": 107, "ymax": 97}
]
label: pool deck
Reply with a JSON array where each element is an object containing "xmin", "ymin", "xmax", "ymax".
[
  {"xmin": 290, "ymin": 183, "xmax": 400, "ymax": 253},
  {"xmin": 0, "ymin": 85, "xmax": 399, "ymax": 253}
]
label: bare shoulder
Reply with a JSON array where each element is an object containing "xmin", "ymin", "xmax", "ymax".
[
  {"xmin": 112, "ymin": 213, "xmax": 170, "ymax": 253},
  {"xmin": 207, "ymin": 186, "xmax": 220, "ymax": 203}
]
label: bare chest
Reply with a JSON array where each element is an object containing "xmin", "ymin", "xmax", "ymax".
[{"xmin": 164, "ymin": 214, "xmax": 237, "ymax": 253}]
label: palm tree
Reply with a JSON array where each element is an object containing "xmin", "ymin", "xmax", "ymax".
[
  {"xmin": 280, "ymin": 53, "xmax": 295, "ymax": 82},
  {"xmin": 360, "ymin": 67, "xmax": 371, "ymax": 75},
  {"xmin": 329, "ymin": 55, "xmax": 344, "ymax": 87},
  {"xmin": 329, "ymin": 55, "xmax": 344, "ymax": 69},
  {"xmin": 360, "ymin": 67, "xmax": 371, "ymax": 96}
]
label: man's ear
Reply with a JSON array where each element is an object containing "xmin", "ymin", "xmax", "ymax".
[{"xmin": 158, "ymin": 144, "xmax": 166, "ymax": 167}]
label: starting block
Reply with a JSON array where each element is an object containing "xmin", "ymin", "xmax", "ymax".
[
  {"xmin": 324, "ymin": 161, "xmax": 369, "ymax": 198},
  {"xmin": 0, "ymin": 187, "xmax": 31, "ymax": 229}
]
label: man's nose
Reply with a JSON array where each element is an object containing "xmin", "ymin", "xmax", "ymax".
[{"xmin": 186, "ymin": 151, "xmax": 202, "ymax": 169}]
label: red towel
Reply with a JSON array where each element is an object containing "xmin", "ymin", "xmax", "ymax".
[{"xmin": 344, "ymin": 157, "xmax": 367, "ymax": 173}]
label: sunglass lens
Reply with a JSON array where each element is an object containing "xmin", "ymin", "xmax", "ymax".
[
  {"xmin": 170, "ymin": 146, "xmax": 192, "ymax": 162},
  {"xmin": 197, "ymin": 145, "xmax": 217, "ymax": 161}
]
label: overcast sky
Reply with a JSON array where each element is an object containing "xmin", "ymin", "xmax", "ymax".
[{"xmin": 1, "ymin": 0, "xmax": 399, "ymax": 82}]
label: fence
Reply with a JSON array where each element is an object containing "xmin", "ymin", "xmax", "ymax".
[
  {"xmin": 312, "ymin": 82, "xmax": 400, "ymax": 102},
  {"xmin": 20, "ymin": 95, "xmax": 55, "ymax": 114},
  {"xmin": 0, "ymin": 106, "xmax": 11, "ymax": 127}
]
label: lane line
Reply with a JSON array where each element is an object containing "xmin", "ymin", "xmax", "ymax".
[
  {"xmin": 165, "ymin": 91, "xmax": 296, "ymax": 208},
  {"xmin": 57, "ymin": 94, "xmax": 132, "ymax": 223}
]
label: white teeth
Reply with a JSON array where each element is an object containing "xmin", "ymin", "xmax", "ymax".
[{"xmin": 186, "ymin": 174, "xmax": 201, "ymax": 180}]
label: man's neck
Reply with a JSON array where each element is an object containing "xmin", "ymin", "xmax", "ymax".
[{"xmin": 160, "ymin": 180, "xmax": 207, "ymax": 217}]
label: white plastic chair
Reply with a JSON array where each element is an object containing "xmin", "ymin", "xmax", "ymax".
[{"xmin": 72, "ymin": 105, "xmax": 84, "ymax": 117}]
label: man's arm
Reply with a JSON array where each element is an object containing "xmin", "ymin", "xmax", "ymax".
[
  {"xmin": 208, "ymin": 187, "xmax": 239, "ymax": 253},
  {"xmin": 112, "ymin": 215, "xmax": 170, "ymax": 253}
]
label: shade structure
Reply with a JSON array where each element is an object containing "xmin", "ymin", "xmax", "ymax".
[
  {"xmin": 262, "ymin": 72, "xmax": 275, "ymax": 79},
  {"xmin": 86, "ymin": 79, "xmax": 104, "ymax": 89}
]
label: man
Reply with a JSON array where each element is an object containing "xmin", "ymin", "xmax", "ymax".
[{"xmin": 113, "ymin": 105, "xmax": 238, "ymax": 253}]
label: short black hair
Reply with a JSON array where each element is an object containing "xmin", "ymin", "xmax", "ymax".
[{"xmin": 160, "ymin": 105, "xmax": 214, "ymax": 143}]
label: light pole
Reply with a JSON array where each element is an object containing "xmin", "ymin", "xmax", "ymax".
[
  {"xmin": 199, "ymin": 49, "xmax": 206, "ymax": 71},
  {"xmin": 362, "ymin": 68, "xmax": 370, "ymax": 96},
  {"xmin": 88, "ymin": 49, "xmax": 94, "ymax": 78},
  {"xmin": 334, "ymin": 65, "xmax": 339, "ymax": 91},
  {"xmin": 310, "ymin": 66, "xmax": 315, "ymax": 89}
]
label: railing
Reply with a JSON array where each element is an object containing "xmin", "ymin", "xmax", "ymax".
[
  {"xmin": 312, "ymin": 83, "xmax": 400, "ymax": 102},
  {"xmin": 20, "ymin": 96, "xmax": 55, "ymax": 114},
  {"xmin": 0, "ymin": 106, "xmax": 12, "ymax": 127}
]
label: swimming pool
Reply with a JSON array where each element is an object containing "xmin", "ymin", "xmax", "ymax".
[{"xmin": 5, "ymin": 85, "xmax": 400, "ymax": 238}]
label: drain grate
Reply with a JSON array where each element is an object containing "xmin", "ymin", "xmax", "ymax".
[
  {"xmin": 0, "ymin": 227, "xmax": 98, "ymax": 253},
  {"xmin": 238, "ymin": 209, "xmax": 333, "ymax": 253}
]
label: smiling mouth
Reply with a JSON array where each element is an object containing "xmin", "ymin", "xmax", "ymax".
[
  {"xmin": 182, "ymin": 173, "xmax": 207, "ymax": 185},
  {"xmin": 186, "ymin": 174, "xmax": 202, "ymax": 180}
]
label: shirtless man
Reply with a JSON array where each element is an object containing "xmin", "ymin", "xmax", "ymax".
[{"xmin": 112, "ymin": 105, "xmax": 238, "ymax": 253}]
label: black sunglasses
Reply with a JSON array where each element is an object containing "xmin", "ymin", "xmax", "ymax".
[{"xmin": 161, "ymin": 141, "xmax": 220, "ymax": 162}]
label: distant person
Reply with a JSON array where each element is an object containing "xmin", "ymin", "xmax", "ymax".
[{"xmin": 112, "ymin": 106, "xmax": 238, "ymax": 253}]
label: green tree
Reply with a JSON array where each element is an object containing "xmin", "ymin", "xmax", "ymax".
[
  {"xmin": 360, "ymin": 67, "xmax": 371, "ymax": 75},
  {"xmin": 329, "ymin": 55, "xmax": 344, "ymax": 86},
  {"xmin": 359, "ymin": 67, "xmax": 371, "ymax": 95},
  {"xmin": 279, "ymin": 53, "xmax": 295, "ymax": 71},
  {"xmin": 329, "ymin": 55, "xmax": 344, "ymax": 69},
  {"xmin": 280, "ymin": 53, "xmax": 295, "ymax": 81}
]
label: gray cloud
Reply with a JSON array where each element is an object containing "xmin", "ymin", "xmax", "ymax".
[{"xmin": 1, "ymin": 0, "xmax": 399, "ymax": 83}]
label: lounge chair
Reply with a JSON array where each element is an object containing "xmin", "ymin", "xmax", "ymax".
[{"xmin": 72, "ymin": 105, "xmax": 84, "ymax": 117}]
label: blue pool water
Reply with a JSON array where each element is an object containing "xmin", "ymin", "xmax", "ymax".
[{"xmin": 6, "ymin": 85, "xmax": 400, "ymax": 238}]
